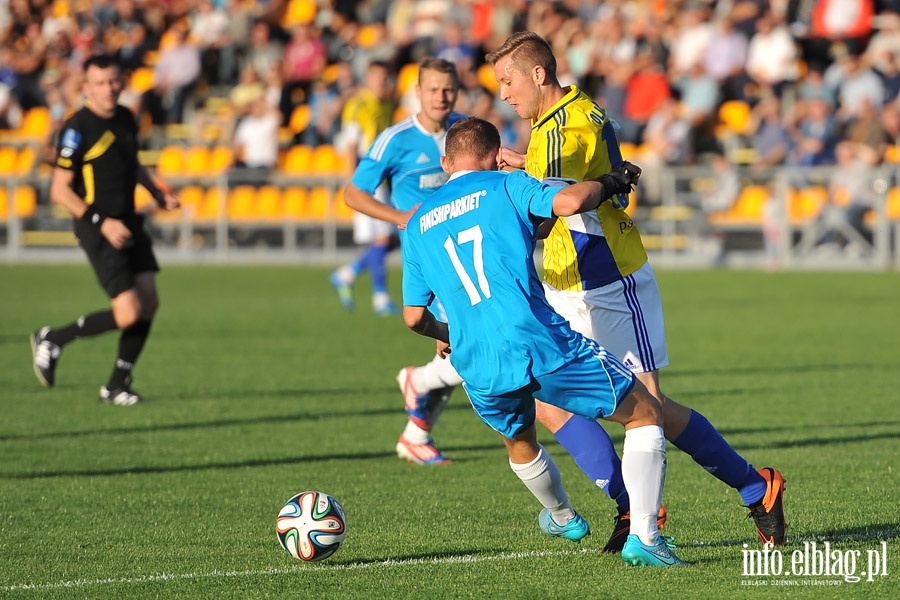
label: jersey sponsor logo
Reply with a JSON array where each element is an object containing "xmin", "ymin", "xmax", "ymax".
[
  {"xmin": 618, "ymin": 219, "xmax": 635, "ymax": 234},
  {"xmin": 415, "ymin": 152, "xmax": 431, "ymax": 164},
  {"xmin": 419, "ymin": 172, "xmax": 449, "ymax": 190},
  {"xmin": 61, "ymin": 128, "xmax": 81, "ymax": 157},
  {"xmin": 419, "ymin": 189, "xmax": 485, "ymax": 234}
]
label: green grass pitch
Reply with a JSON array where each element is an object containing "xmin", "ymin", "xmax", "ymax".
[{"xmin": 1, "ymin": 265, "xmax": 898, "ymax": 598}]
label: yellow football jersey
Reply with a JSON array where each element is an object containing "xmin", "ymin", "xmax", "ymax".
[
  {"xmin": 340, "ymin": 89, "xmax": 394, "ymax": 157},
  {"xmin": 527, "ymin": 86, "xmax": 647, "ymax": 291}
]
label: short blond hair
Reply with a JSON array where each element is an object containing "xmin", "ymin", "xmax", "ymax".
[{"xmin": 485, "ymin": 31, "xmax": 557, "ymax": 81}]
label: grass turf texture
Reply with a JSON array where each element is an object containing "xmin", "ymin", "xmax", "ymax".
[{"xmin": 0, "ymin": 265, "xmax": 898, "ymax": 599}]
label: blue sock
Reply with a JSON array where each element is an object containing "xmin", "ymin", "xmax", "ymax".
[
  {"xmin": 553, "ymin": 416, "xmax": 629, "ymax": 510},
  {"xmin": 369, "ymin": 243, "xmax": 389, "ymax": 293},
  {"xmin": 350, "ymin": 245, "xmax": 379, "ymax": 275},
  {"xmin": 672, "ymin": 411, "xmax": 767, "ymax": 505}
]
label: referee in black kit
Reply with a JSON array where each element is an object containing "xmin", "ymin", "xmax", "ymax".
[{"xmin": 30, "ymin": 54, "xmax": 180, "ymax": 405}]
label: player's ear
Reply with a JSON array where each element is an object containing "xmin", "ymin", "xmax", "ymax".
[
  {"xmin": 532, "ymin": 65, "xmax": 546, "ymax": 86},
  {"xmin": 441, "ymin": 155, "xmax": 452, "ymax": 174}
]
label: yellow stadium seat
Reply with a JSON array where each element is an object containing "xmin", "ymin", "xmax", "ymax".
[
  {"xmin": 208, "ymin": 146, "xmax": 233, "ymax": 175},
  {"xmin": 134, "ymin": 186, "xmax": 154, "ymax": 211},
  {"xmin": 15, "ymin": 146, "xmax": 37, "ymax": 175},
  {"xmin": 282, "ymin": 144, "xmax": 314, "ymax": 175},
  {"xmin": 282, "ymin": 0, "xmax": 316, "ymax": 27},
  {"xmin": 184, "ymin": 146, "xmax": 211, "ymax": 176},
  {"xmin": 228, "ymin": 185, "xmax": 257, "ymax": 220},
  {"xmin": 476, "ymin": 63, "xmax": 498, "ymax": 94},
  {"xmin": 199, "ymin": 187, "xmax": 225, "ymax": 220},
  {"xmin": 129, "ymin": 67, "xmax": 155, "ymax": 94},
  {"xmin": 256, "ymin": 185, "xmax": 283, "ymax": 219},
  {"xmin": 397, "ymin": 63, "xmax": 419, "ymax": 96},
  {"xmin": 20, "ymin": 107, "xmax": 51, "ymax": 140},
  {"xmin": 1, "ymin": 185, "xmax": 38, "ymax": 218},
  {"xmin": 312, "ymin": 144, "xmax": 344, "ymax": 175},
  {"xmin": 289, "ymin": 104, "xmax": 311, "ymax": 134},
  {"xmin": 885, "ymin": 145, "xmax": 900, "ymax": 164},
  {"xmin": 619, "ymin": 142, "xmax": 637, "ymax": 161},
  {"xmin": 718, "ymin": 100, "xmax": 752, "ymax": 135},
  {"xmin": 0, "ymin": 147, "xmax": 17, "ymax": 176},
  {"xmin": 157, "ymin": 146, "xmax": 185, "ymax": 176},
  {"xmin": 307, "ymin": 186, "xmax": 331, "ymax": 219},
  {"xmin": 788, "ymin": 186, "xmax": 826, "ymax": 224},
  {"xmin": 334, "ymin": 187, "xmax": 353, "ymax": 223},
  {"xmin": 281, "ymin": 186, "xmax": 309, "ymax": 219},
  {"xmin": 732, "ymin": 185, "xmax": 768, "ymax": 219},
  {"xmin": 357, "ymin": 24, "xmax": 381, "ymax": 49}
]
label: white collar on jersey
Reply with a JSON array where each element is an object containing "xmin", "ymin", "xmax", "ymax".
[{"xmin": 448, "ymin": 170, "xmax": 474, "ymax": 181}]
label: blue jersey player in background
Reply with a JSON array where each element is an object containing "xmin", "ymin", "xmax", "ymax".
[
  {"xmin": 343, "ymin": 58, "xmax": 466, "ymax": 465},
  {"xmin": 400, "ymin": 116, "xmax": 684, "ymax": 567}
]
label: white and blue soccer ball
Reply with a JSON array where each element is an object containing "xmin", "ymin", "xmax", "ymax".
[{"xmin": 276, "ymin": 491, "xmax": 346, "ymax": 561}]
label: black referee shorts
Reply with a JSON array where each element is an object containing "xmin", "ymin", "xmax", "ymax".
[{"xmin": 74, "ymin": 213, "xmax": 160, "ymax": 299}]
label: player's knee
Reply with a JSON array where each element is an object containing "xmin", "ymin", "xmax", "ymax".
[
  {"xmin": 113, "ymin": 305, "xmax": 140, "ymax": 329},
  {"xmin": 625, "ymin": 381, "xmax": 663, "ymax": 427}
]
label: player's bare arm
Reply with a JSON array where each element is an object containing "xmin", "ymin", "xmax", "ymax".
[
  {"xmin": 50, "ymin": 166, "xmax": 132, "ymax": 249},
  {"xmin": 344, "ymin": 182, "xmax": 408, "ymax": 227}
]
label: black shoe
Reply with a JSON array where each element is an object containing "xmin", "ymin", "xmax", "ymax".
[
  {"xmin": 601, "ymin": 504, "xmax": 668, "ymax": 553},
  {"xmin": 747, "ymin": 467, "xmax": 787, "ymax": 546},
  {"xmin": 100, "ymin": 375, "xmax": 142, "ymax": 406},
  {"xmin": 30, "ymin": 327, "xmax": 60, "ymax": 387}
]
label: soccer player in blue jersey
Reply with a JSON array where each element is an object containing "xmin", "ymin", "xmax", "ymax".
[
  {"xmin": 486, "ymin": 31, "xmax": 786, "ymax": 549},
  {"xmin": 401, "ymin": 117, "xmax": 683, "ymax": 567},
  {"xmin": 343, "ymin": 57, "xmax": 467, "ymax": 465}
]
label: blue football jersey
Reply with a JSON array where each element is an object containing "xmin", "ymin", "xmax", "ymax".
[
  {"xmin": 402, "ymin": 169, "xmax": 585, "ymax": 396},
  {"xmin": 351, "ymin": 112, "xmax": 467, "ymax": 211}
]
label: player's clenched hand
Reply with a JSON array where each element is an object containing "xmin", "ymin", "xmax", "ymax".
[
  {"xmin": 497, "ymin": 147, "xmax": 525, "ymax": 171},
  {"xmin": 597, "ymin": 160, "xmax": 642, "ymax": 198},
  {"xmin": 99, "ymin": 217, "xmax": 133, "ymax": 249},
  {"xmin": 162, "ymin": 191, "xmax": 180, "ymax": 211},
  {"xmin": 436, "ymin": 340, "xmax": 451, "ymax": 359},
  {"xmin": 397, "ymin": 204, "xmax": 420, "ymax": 230}
]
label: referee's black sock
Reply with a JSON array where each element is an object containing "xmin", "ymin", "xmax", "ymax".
[
  {"xmin": 107, "ymin": 319, "xmax": 153, "ymax": 391},
  {"xmin": 45, "ymin": 310, "xmax": 118, "ymax": 346}
]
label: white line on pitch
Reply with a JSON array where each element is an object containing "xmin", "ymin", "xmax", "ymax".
[{"xmin": 1, "ymin": 548, "xmax": 594, "ymax": 592}]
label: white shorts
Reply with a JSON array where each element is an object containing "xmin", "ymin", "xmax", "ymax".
[
  {"xmin": 353, "ymin": 184, "xmax": 396, "ymax": 244},
  {"xmin": 543, "ymin": 261, "xmax": 668, "ymax": 373}
]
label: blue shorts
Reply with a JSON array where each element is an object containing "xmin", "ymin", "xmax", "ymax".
[{"xmin": 463, "ymin": 337, "xmax": 636, "ymax": 439}]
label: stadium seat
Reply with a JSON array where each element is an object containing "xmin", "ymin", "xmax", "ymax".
[
  {"xmin": 208, "ymin": 146, "xmax": 234, "ymax": 175},
  {"xmin": 397, "ymin": 63, "xmax": 419, "ymax": 96},
  {"xmin": 157, "ymin": 146, "xmax": 185, "ymax": 177},
  {"xmin": 282, "ymin": 0, "xmax": 316, "ymax": 27},
  {"xmin": 129, "ymin": 67, "xmax": 156, "ymax": 94},
  {"xmin": 281, "ymin": 186, "xmax": 309, "ymax": 219},
  {"xmin": 718, "ymin": 100, "xmax": 752, "ymax": 135},
  {"xmin": 0, "ymin": 185, "xmax": 37, "ymax": 219},
  {"xmin": 15, "ymin": 146, "xmax": 37, "ymax": 175},
  {"xmin": 307, "ymin": 186, "xmax": 331, "ymax": 220},
  {"xmin": 788, "ymin": 186, "xmax": 826, "ymax": 224},
  {"xmin": 184, "ymin": 146, "xmax": 211, "ymax": 176},
  {"xmin": 708, "ymin": 185, "xmax": 768, "ymax": 225},
  {"xmin": 282, "ymin": 145, "xmax": 314, "ymax": 175},
  {"xmin": 334, "ymin": 187, "xmax": 353, "ymax": 223},
  {"xmin": 476, "ymin": 63, "xmax": 499, "ymax": 94},
  {"xmin": 619, "ymin": 142, "xmax": 637, "ymax": 161},
  {"xmin": 885, "ymin": 144, "xmax": 900, "ymax": 164},
  {"xmin": 289, "ymin": 104, "xmax": 311, "ymax": 135},
  {"xmin": 0, "ymin": 147, "xmax": 17, "ymax": 176},
  {"xmin": 134, "ymin": 186, "xmax": 154, "ymax": 211},
  {"xmin": 198, "ymin": 186, "xmax": 226, "ymax": 220},
  {"xmin": 19, "ymin": 107, "xmax": 51, "ymax": 141},
  {"xmin": 311, "ymin": 144, "xmax": 344, "ymax": 175},
  {"xmin": 228, "ymin": 185, "xmax": 257, "ymax": 220},
  {"xmin": 256, "ymin": 185, "xmax": 283, "ymax": 219}
]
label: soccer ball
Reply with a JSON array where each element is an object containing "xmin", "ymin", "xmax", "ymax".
[{"xmin": 276, "ymin": 491, "xmax": 346, "ymax": 561}]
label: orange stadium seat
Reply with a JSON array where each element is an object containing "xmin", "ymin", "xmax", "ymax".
[
  {"xmin": 788, "ymin": 186, "xmax": 826, "ymax": 224},
  {"xmin": 709, "ymin": 185, "xmax": 768, "ymax": 225},
  {"xmin": 289, "ymin": 104, "xmax": 311, "ymax": 135},
  {"xmin": 134, "ymin": 186, "xmax": 154, "ymax": 211},
  {"xmin": 282, "ymin": 0, "xmax": 316, "ymax": 27},
  {"xmin": 311, "ymin": 144, "xmax": 344, "ymax": 175},
  {"xmin": 477, "ymin": 63, "xmax": 499, "ymax": 94},
  {"xmin": 198, "ymin": 187, "xmax": 225, "ymax": 220},
  {"xmin": 718, "ymin": 100, "xmax": 752, "ymax": 136},
  {"xmin": 397, "ymin": 63, "xmax": 419, "ymax": 96},
  {"xmin": 129, "ymin": 67, "xmax": 156, "ymax": 94},
  {"xmin": 20, "ymin": 107, "xmax": 51, "ymax": 140},
  {"xmin": 15, "ymin": 146, "xmax": 37, "ymax": 175}
]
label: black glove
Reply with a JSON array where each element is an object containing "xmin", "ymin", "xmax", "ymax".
[{"xmin": 597, "ymin": 161, "xmax": 642, "ymax": 202}]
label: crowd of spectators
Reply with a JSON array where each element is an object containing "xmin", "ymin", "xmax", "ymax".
[{"xmin": 1, "ymin": 0, "xmax": 899, "ymax": 207}]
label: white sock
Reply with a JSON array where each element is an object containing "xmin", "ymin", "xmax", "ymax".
[
  {"xmin": 335, "ymin": 265, "xmax": 356, "ymax": 284},
  {"xmin": 510, "ymin": 446, "xmax": 574, "ymax": 524},
  {"xmin": 621, "ymin": 425, "xmax": 666, "ymax": 546},
  {"xmin": 425, "ymin": 388, "xmax": 452, "ymax": 428},
  {"xmin": 411, "ymin": 353, "xmax": 464, "ymax": 391},
  {"xmin": 372, "ymin": 291, "xmax": 392, "ymax": 309},
  {"xmin": 402, "ymin": 420, "xmax": 430, "ymax": 444}
]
